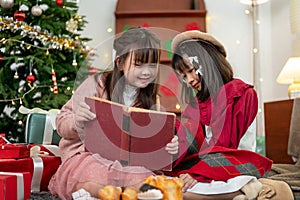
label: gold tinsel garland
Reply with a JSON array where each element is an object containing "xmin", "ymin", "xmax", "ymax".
[{"xmin": 0, "ymin": 16, "xmax": 90, "ymax": 56}]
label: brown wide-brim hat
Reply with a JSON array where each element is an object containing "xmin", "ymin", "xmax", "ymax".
[{"xmin": 171, "ymin": 30, "xmax": 227, "ymax": 57}]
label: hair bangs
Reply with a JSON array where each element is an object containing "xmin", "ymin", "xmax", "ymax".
[
  {"xmin": 172, "ymin": 53, "xmax": 190, "ymax": 74},
  {"xmin": 133, "ymin": 48, "xmax": 160, "ymax": 64}
]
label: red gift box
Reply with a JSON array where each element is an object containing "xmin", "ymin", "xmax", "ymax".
[
  {"xmin": 0, "ymin": 133, "xmax": 7, "ymax": 145},
  {"xmin": 0, "ymin": 172, "xmax": 31, "ymax": 200},
  {"xmin": 0, "ymin": 175, "xmax": 16, "ymax": 200},
  {"xmin": 0, "ymin": 156, "xmax": 61, "ymax": 191},
  {"xmin": 0, "ymin": 144, "xmax": 30, "ymax": 159}
]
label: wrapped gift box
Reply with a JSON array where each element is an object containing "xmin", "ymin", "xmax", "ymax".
[
  {"xmin": 0, "ymin": 133, "xmax": 7, "ymax": 145},
  {"xmin": 0, "ymin": 156, "xmax": 61, "ymax": 191},
  {"xmin": 0, "ymin": 175, "xmax": 16, "ymax": 200},
  {"xmin": 0, "ymin": 144, "xmax": 30, "ymax": 159},
  {"xmin": 0, "ymin": 172, "xmax": 31, "ymax": 200},
  {"xmin": 25, "ymin": 113, "xmax": 61, "ymax": 145}
]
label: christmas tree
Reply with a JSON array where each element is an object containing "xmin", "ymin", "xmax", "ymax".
[{"xmin": 0, "ymin": 0, "xmax": 92, "ymax": 142}]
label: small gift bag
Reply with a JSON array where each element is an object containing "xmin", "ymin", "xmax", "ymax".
[{"xmin": 19, "ymin": 106, "xmax": 61, "ymax": 145}]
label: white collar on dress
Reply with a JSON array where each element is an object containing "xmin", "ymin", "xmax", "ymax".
[{"xmin": 123, "ymin": 84, "xmax": 138, "ymax": 106}]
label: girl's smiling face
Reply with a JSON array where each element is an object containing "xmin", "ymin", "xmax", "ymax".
[
  {"xmin": 176, "ymin": 54, "xmax": 202, "ymax": 91},
  {"xmin": 122, "ymin": 51, "xmax": 159, "ymax": 88}
]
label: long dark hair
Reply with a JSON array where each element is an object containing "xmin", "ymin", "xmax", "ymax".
[
  {"xmin": 97, "ymin": 27, "xmax": 161, "ymax": 109},
  {"xmin": 172, "ymin": 39, "xmax": 233, "ymax": 103}
]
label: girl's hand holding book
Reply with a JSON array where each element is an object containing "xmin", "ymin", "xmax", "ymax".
[
  {"xmin": 165, "ymin": 135, "xmax": 179, "ymax": 155},
  {"xmin": 75, "ymin": 101, "xmax": 96, "ymax": 133}
]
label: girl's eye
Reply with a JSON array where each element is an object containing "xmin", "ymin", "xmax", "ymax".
[
  {"xmin": 188, "ymin": 68, "xmax": 195, "ymax": 73},
  {"xmin": 135, "ymin": 63, "xmax": 142, "ymax": 67},
  {"xmin": 135, "ymin": 63, "xmax": 157, "ymax": 69},
  {"xmin": 149, "ymin": 64, "xmax": 157, "ymax": 68}
]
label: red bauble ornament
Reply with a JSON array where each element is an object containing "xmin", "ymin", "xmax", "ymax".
[
  {"xmin": 56, "ymin": 0, "xmax": 63, "ymax": 6},
  {"xmin": 14, "ymin": 10, "xmax": 26, "ymax": 21},
  {"xmin": 0, "ymin": 55, "xmax": 2, "ymax": 61},
  {"xmin": 26, "ymin": 73, "xmax": 35, "ymax": 83}
]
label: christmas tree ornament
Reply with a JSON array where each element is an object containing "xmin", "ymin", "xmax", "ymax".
[
  {"xmin": 31, "ymin": 5, "xmax": 42, "ymax": 16},
  {"xmin": 14, "ymin": 10, "xmax": 26, "ymax": 21},
  {"xmin": 0, "ymin": 18, "xmax": 89, "ymax": 54},
  {"xmin": 66, "ymin": 18, "xmax": 78, "ymax": 33},
  {"xmin": 26, "ymin": 60, "xmax": 35, "ymax": 83},
  {"xmin": 14, "ymin": 71, "xmax": 19, "ymax": 79},
  {"xmin": 56, "ymin": 0, "xmax": 63, "ymax": 6},
  {"xmin": 19, "ymin": 4, "xmax": 29, "ymax": 11},
  {"xmin": 72, "ymin": 59, "xmax": 77, "ymax": 67},
  {"xmin": 26, "ymin": 73, "xmax": 35, "ymax": 83},
  {"xmin": 0, "ymin": 0, "xmax": 90, "ymax": 142},
  {"xmin": 72, "ymin": 52, "xmax": 77, "ymax": 67},
  {"xmin": 52, "ymin": 68, "xmax": 58, "ymax": 94},
  {"xmin": 0, "ymin": 0, "xmax": 14, "ymax": 9}
]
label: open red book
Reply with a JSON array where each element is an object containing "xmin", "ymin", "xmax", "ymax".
[{"xmin": 84, "ymin": 96, "xmax": 176, "ymax": 171}]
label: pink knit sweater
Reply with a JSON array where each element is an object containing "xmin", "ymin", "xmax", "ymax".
[{"xmin": 56, "ymin": 74, "xmax": 107, "ymax": 162}]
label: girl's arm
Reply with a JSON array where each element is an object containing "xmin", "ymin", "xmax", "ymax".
[{"xmin": 56, "ymin": 76, "xmax": 98, "ymax": 139}]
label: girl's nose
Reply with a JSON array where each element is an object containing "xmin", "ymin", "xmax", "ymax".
[
  {"xmin": 186, "ymin": 74, "xmax": 194, "ymax": 85},
  {"xmin": 142, "ymin": 66, "xmax": 151, "ymax": 75}
]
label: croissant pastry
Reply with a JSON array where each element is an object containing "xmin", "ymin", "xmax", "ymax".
[
  {"xmin": 121, "ymin": 187, "xmax": 138, "ymax": 200},
  {"xmin": 143, "ymin": 175, "xmax": 184, "ymax": 200},
  {"xmin": 98, "ymin": 185, "xmax": 122, "ymax": 200}
]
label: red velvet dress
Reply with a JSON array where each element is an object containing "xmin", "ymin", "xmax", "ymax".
[{"xmin": 165, "ymin": 79, "xmax": 272, "ymax": 182}]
